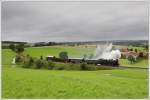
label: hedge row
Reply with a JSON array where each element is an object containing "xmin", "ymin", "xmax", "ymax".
[{"xmin": 16, "ymin": 55, "xmax": 113, "ymax": 70}]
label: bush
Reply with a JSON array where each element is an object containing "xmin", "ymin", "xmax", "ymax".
[
  {"xmin": 18, "ymin": 55, "xmax": 115, "ymax": 71},
  {"xmin": 15, "ymin": 55, "xmax": 24, "ymax": 63},
  {"xmin": 53, "ymin": 65, "xmax": 64, "ymax": 70},
  {"xmin": 51, "ymin": 63, "xmax": 81, "ymax": 70},
  {"xmin": 41, "ymin": 60, "xmax": 49, "ymax": 69},
  {"xmin": 139, "ymin": 52, "xmax": 144, "ymax": 58},
  {"xmin": 22, "ymin": 57, "xmax": 34, "ymax": 68},
  {"xmin": 80, "ymin": 62, "xmax": 88, "ymax": 70},
  {"xmin": 69, "ymin": 64, "xmax": 81, "ymax": 70},
  {"xmin": 47, "ymin": 61, "xmax": 55, "ymax": 70},
  {"xmin": 58, "ymin": 67, "xmax": 64, "ymax": 70},
  {"xmin": 87, "ymin": 65, "xmax": 98, "ymax": 71},
  {"xmin": 35, "ymin": 59, "xmax": 44, "ymax": 69},
  {"xmin": 52, "ymin": 63, "xmax": 65, "ymax": 70},
  {"xmin": 24, "ymin": 58, "xmax": 56, "ymax": 69}
]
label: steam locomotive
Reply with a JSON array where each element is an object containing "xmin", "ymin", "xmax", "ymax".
[{"xmin": 46, "ymin": 56, "xmax": 119, "ymax": 67}]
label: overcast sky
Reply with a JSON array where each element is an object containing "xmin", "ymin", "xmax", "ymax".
[{"xmin": 2, "ymin": 1, "xmax": 149, "ymax": 42}]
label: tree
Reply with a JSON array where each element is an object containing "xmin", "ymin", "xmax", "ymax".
[
  {"xmin": 139, "ymin": 52, "xmax": 144, "ymax": 58},
  {"xmin": 59, "ymin": 51, "xmax": 68, "ymax": 60},
  {"xmin": 9, "ymin": 43, "xmax": 25, "ymax": 54},
  {"xmin": 130, "ymin": 48, "xmax": 133, "ymax": 51},
  {"xmin": 127, "ymin": 55, "xmax": 135, "ymax": 64},
  {"xmin": 40, "ymin": 56, "xmax": 43, "ymax": 60},
  {"xmin": 22, "ymin": 55, "xmax": 34, "ymax": 68},
  {"xmin": 9, "ymin": 44, "xmax": 16, "ymax": 52},
  {"xmin": 80, "ymin": 62, "xmax": 88, "ymax": 70},
  {"xmin": 135, "ymin": 49, "xmax": 138, "ymax": 53},
  {"xmin": 15, "ymin": 44, "xmax": 24, "ymax": 53}
]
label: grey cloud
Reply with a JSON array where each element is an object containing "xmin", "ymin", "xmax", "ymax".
[{"xmin": 2, "ymin": 1, "xmax": 149, "ymax": 42}]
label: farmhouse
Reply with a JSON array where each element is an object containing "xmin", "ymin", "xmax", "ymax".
[{"xmin": 122, "ymin": 51, "xmax": 139, "ymax": 60}]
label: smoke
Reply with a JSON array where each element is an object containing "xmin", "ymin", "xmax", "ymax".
[{"xmin": 91, "ymin": 43, "xmax": 121, "ymax": 60}]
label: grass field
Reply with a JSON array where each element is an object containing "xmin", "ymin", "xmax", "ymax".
[
  {"xmin": 2, "ymin": 67, "xmax": 148, "ymax": 98},
  {"xmin": 25, "ymin": 45, "xmax": 95, "ymax": 58},
  {"xmin": 119, "ymin": 59, "xmax": 148, "ymax": 68},
  {"xmin": 2, "ymin": 45, "xmax": 149, "ymax": 98}
]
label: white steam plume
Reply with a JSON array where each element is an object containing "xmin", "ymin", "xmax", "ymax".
[{"xmin": 91, "ymin": 43, "xmax": 121, "ymax": 60}]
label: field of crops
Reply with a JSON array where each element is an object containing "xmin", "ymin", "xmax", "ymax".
[{"xmin": 2, "ymin": 45, "xmax": 149, "ymax": 98}]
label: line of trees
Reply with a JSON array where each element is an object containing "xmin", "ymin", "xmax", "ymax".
[{"xmin": 9, "ymin": 44, "xmax": 24, "ymax": 54}]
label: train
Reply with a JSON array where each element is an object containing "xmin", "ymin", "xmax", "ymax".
[{"xmin": 46, "ymin": 56, "xmax": 119, "ymax": 67}]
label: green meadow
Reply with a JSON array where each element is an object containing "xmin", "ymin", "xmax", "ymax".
[
  {"xmin": 2, "ymin": 45, "xmax": 149, "ymax": 98},
  {"xmin": 2, "ymin": 67, "xmax": 148, "ymax": 98}
]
